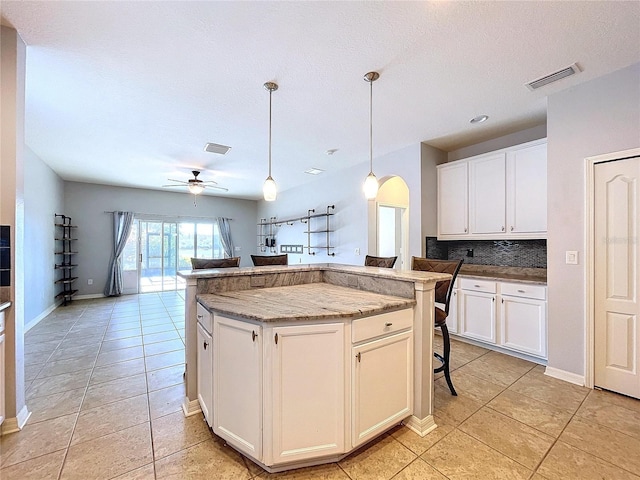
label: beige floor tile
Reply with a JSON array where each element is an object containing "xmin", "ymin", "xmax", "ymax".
[
  {"xmin": 24, "ymin": 339, "xmax": 61, "ymax": 356},
  {"xmin": 338, "ymin": 435, "xmax": 417, "ymax": 480},
  {"xmin": 111, "ymin": 463, "xmax": 156, "ymax": 479},
  {"xmin": 95, "ymin": 345, "xmax": 145, "ymax": 366},
  {"xmin": 475, "ymin": 350, "xmax": 536, "ymax": 374},
  {"xmin": 103, "ymin": 328, "xmax": 143, "ymax": 341},
  {"xmin": 26, "ymin": 369, "xmax": 92, "ymax": 400},
  {"xmin": 509, "ymin": 369, "xmax": 590, "ymax": 413},
  {"xmin": 142, "ymin": 323, "xmax": 176, "ymax": 336},
  {"xmin": 61, "ymin": 423, "xmax": 153, "ymax": 480},
  {"xmin": 25, "ymin": 332, "xmax": 67, "ymax": 344},
  {"xmin": 586, "ymin": 388, "xmax": 640, "ymax": 414},
  {"xmin": 100, "ymin": 335, "xmax": 143, "ymax": 352},
  {"xmin": 72, "ymin": 393, "xmax": 150, "ymax": 445},
  {"xmin": 149, "ymin": 383, "xmax": 185, "ymax": 419},
  {"xmin": 455, "ymin": 358, "xmax": 526, "ymax": 387},
  {"xmin": 391, "ymin": 458, "xmax": 448, "ymax": 480},
  {"xmin": 155, "ymin": 438, "xmax": 251, "ymax": 479},
  {"xmin": 25, "ymin": 350, "xmax": 55, "ymax": 366},
  {"xmin": 145, "ymin": 349, "xmax": 185, "ymax": 372},
  {"xmin": 143, "ymin": 329, "xmax": 180, "ymax": 345},
  {"xmin": 82, "ymin": 373, "xmax": 148, "ymax": 411},
  {"xmin": 559, "ymin": 416, "xmax": 640, "ymax": 475},
  {"xmin": 256, "ymin": 463, "xmax": 350, "ymax": 479},
  {"xmin": 422, "ymin": 429, "xmax": 531, "ymax": 479},
  {"xmin": 35, "ymin": 353, "xmax": 98, "ymax": 379},
  {"xmin": 435, "ymin": 369, "xmax": 505, "ymax": 404},
  {"xmin": 24, "ymin": 363, "xmax": 44, "ymax": 382},
  {"xmin": 90, "ymin": 357, "xmax": 146, "ymax": 386},
  {"xmin": 0, "ymin": 449, "xmax": 66, "ymax": 479},
  {"xmin": 433, "ymin": 383, "xmax": 483, "ymax": 426},
  {"xmin": 0, "ymin": 413, "xmax": 76, "ymax": 467},
  {"xmin": 390, "ymin": 423, "xmax": 455, "ymax": 456},
  {"xmin": 459, "ymin": 407, "xmax": 554, "ymax": 469},
  {"xmin": 49, "ymin": 342, "xmax": 102, "ymax": 361},
  {"xmin": 151, "ymin": 410, "xmax": 212, "ymax": 459},
  {"xmin": 576, "ymin": 390, "xmax": 640, "ymax": 439},
  {"xmin": 536, "ymin": 441, "xmax": 639, "ymax": 480},
  {"xmin": 488, "ymin": 390, "xmax": 573, "ymax": 437},
  {"xmin": 107, "ymin": 320, "xmax": 142, "ymax": 332},
  {"xmin": 143, "ymin": 339, "xmax": 184, "ymax": 356},
  {"xmin": 27, "ymin": 387, "xmax": 86, "ymax": 424},
  {"xmin": 147, "ymin": 364, "xmax": 184, "ymax": 392}
]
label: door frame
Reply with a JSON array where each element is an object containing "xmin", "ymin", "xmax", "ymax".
[
  {"xmin": 585, "ymin": 147, "xmax": 640, "ymax": 389},
  {"xmin": 376, "ymin": 202, "xmax": 409, "ymax": 269}
]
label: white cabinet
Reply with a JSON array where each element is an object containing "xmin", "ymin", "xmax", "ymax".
[
  {"xmin": 269, "ymin": 323, "xmax": 345, "ymax": 464},
  {"xmin": 351, "ymin": 308, "xmax": 413, "ymax": 448},
  {"xmin": 506, "ymin": 142, "xmax": 547, "ymax": 234},
  {"xmin": 436, "ymin": 279, "xmax": 458, "ymax": 334},
  {"xmin": 213, "ymin": 315, "xmax": 262, "ymax": 460},
  {"xmin": 469, "ymin": 153, "xmax": 506, "ymax": 234},
  {"xmin": 196, "ymin": 322, "xmax": 213, "ymax": 426},
  {"xmin": 0, "ymin": 310, "xmax": 5, "ymax": 426},
  {"xmin": 437, "ymin": 161, "xmax": 468, "ymax": 236},
  {"xmin": 500, "ymin": 283, "xmax": 547, "ymax": 358},
  {"xmin": 437, "ymin": 139, "xmax": 547, "ymax": 240},
  {"xmin": 459, "ymin": 279, "xmax": 497, "ymax": 344}
]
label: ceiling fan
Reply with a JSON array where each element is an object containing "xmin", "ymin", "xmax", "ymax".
[{"xmin": 163, "ymin": 170, "xmax": 228, "ymax": 206}]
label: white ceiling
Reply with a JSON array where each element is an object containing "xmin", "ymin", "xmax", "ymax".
[{"xmin": 2, "ymin": 1, "xmax": 639, "ymax": 200}]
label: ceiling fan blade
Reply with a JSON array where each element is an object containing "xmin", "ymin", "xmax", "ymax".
[
  {"xmin": 162, "ymin": 184, "xmax": 184, "ymax": 188},
  {"xmin": 167, "ymin": 179, "xmax": 188, "ymax": 184},
  {"xmin": 200, "ymin": 181, "xmax": 219, "ymax": 185},
  {"xmin": 206, "ymin": 185, "xmax": 229, "ymax": 192}
]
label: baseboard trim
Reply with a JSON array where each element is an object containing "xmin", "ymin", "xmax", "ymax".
[
  {"xmin": 74, "ymin": 294, "xmax": 106, "ymax": 300},
  {"xmin": 182, "ymin": 397, "xmax": 202, "ymax": 417},
  {"xmin": 403, "ymin": 414, "xmax": 437, "ymax": 437},
  {"xmin": 544, "ymin": 366, "xmax": 585, "ymax": 386},
  {"xmin": 25, "ymin": 301, "xmax": 61, "ymax": 332},
  {"xmin": 1, "ymin": 405, "xmax": 31, "ymax": 435}
]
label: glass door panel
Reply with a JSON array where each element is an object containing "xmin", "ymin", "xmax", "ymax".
[
  {"xmin": 121, "ymin": 221, "xmax": 139, "ymax": 294},
  {"xmin": 163, "ymin": 222, "xmax": 177, "ymax": 291}
]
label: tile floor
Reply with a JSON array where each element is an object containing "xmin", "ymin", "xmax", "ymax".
[{"xmin": 1, "ymin": 292, "xmax": 639, "ymax": 479}]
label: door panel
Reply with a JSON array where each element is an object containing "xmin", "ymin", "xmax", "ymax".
[{"xmin": 594, "ymin": 156, "xmax": 640, "ymax": 399}]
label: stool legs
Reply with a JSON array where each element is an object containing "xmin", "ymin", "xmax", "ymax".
[{"xmin": 434, "ymin": 323, "xmax": 457, "ymax": 396}]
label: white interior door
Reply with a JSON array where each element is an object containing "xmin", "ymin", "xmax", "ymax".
[
  {"xmin": 594, "ymin": 155, "xmax": 640, "ymax": 399},
  {"xmin": 377, "ymin": 204, "xmax": 407, "ymax": 269}
]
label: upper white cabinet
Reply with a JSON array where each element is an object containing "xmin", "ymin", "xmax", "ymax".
[{"xmin": 437, "ymin": 139, "xmax": 547, "ymax": 240}]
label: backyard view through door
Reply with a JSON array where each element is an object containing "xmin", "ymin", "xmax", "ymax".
[{"xmin": 122, "ymin": 219, "xmax": 223, "ymax": 293}]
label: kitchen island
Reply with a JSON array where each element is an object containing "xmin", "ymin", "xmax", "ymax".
[{"xmin": 178, "ymin": 264, "xmax": 449, "ymax": 472}]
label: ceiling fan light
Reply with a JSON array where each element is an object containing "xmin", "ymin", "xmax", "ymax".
[
  {"xmin": 263, "ymin": 176, "xmax": 277, "ymax": 202},
  {"xmin": 188, "ymin": 184, "xmax": 205, "ymax": 195},
  {"xmin": 363, "ymin": 172, "xmax": 379, "ymax": 199}
]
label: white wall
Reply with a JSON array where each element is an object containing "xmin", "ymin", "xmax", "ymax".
[
  {"xmin": 420, "ymin": 143, "xmax": 447, "ymax": 242},
  {"xmin": 63, "ymin": 182, "xmax": 258, "ymax": 296},
  {"xmin": 257, "ymin": 144, "xmax": 425, "ymax": 267},
  {"xmin": 546, "ymin": 62, "xmax": 640, "ymax": 377},
  {"xmin": 24, "ymin": 147, "xmax": 64, "ymax": 326}
]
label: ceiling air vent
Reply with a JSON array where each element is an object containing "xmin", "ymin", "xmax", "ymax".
[
  {"xmin": 203, "ymin": 142, "xmax": 231, "ymax": 155},
  {"xmin": 525, "ymin": 63, "xmax": 581, "ymax": 91}
]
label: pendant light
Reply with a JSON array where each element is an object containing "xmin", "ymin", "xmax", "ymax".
[
  {"xmin": 263, "ymin": 81, "xmax": 278, "ymax": 201},
  {"xmin": 363, "ymin": 71, "xmax": 380, "ymax": 200}
]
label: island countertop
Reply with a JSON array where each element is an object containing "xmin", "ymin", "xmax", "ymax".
[{"xmin": 197, "ymin": 282, "xmax": 416, "ymax": 323}]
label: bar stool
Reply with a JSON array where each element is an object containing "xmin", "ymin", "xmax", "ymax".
[
  {"xmin": 364, "ymin": 255, "xmax": 397, "ymax": 268},
  {"xmin": 411, "ymin": 256, "xmax": 463, "ymax": 396},
  {"xmin": 191, "ymin": 257, "xmax": 240, "ymax": 269},
  {"xmin": 251, "ymin": 254, "xmax": 288, "ymax": 266}
]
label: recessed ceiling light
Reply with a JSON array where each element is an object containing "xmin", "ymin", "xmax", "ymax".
[
  {"xmin": 470, "ymin": 115, "xmax": 489, "ymax": 124},
  {"xmin": 305, "ymin": 167, "xmax": 324, "ymax": 175},
  {"xmin": 204, "ymin": 142, "xmax": 232, "ymax": 155}
]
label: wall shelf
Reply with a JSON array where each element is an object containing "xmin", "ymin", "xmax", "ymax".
[{"xmin": 54, "ymin": 214, "xmax": 78, "ymax": 306}]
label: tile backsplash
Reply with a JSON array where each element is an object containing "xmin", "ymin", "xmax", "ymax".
[
  {"xmin": 426, "ymin": 236, "xmax": 546, "ymax": 268},
  {"xmin": 1, "ymin": 225, "xmax": 10, "ymax": 286}
]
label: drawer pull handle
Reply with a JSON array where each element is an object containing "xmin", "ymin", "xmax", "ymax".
[
  {"xmin": 510, "ymin": 226, "xmax": 514, "ymax": 231},
  {"xmin": 274, "ymin": 332, "xmax": 277, "ymax": 345},
  {"xmin": 474, "ymin": 284, "xmax": 481, "ymax": 288},
  {"xmin": 384, "ymin": 322, "xmax": 393, "ymax": 327},
  {"xmin": 203, "ymin": 341, "xmax": 208, "ymax": 350},
  {"xmin": 356, "ymin": 352, "xmax": 361, "ymax": 363},
  {"xmin": 252, "ymin": 330, "xmax": 258, "ymax": 342},
  {"xmin": 517, "ymin": 289, "xmax": 525, "ymax": 293},
  {"xmin": 197, "ymin": 314, "xmax": 203, "ymax": 319},
  {"xmin": 501, "ymin": 226, "xmax": 505, "ymax": 231}
]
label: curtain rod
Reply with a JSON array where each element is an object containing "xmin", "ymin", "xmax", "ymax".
[{"xmin": 103, "ymin": 211, "xmax": 232, "ymax": 220}]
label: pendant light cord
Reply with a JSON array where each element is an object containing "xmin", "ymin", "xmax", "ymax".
[
  {"xmin": 369, "ymin": 78, "xmax": 373, "ymax": 175},
  {"xmin": 268, "ymin": 88, "xmax": 273, "ymax": 178}
]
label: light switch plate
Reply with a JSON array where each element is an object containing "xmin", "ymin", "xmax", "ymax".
[{"xmin": 565, "ymin": 251, "xmax": 578, "ymax": 265}]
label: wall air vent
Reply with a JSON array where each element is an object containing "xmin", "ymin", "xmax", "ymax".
[
  {"xmin": 525, "ymin": 63, "xmax": 581, "ymax": 91},
  {"xmin": 203, "ymin": 142, "xmax": 232, "ymax": 155}
]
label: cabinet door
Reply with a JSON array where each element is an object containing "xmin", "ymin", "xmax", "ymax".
[
  {"xmin": 352, "ymin": 330, "xmax": 413, "ymax": 448},
  {"xmin": 269, "ymin": 323, "xmax": 345, "ymax": 464},
  {"xmin": 460, "ymin": 290, "xmax": 496, "ymax": 343},
  {"xmin": 500, "ymin": 296, "xmax": 547, "ymax": 358},
  {"xmin": 469, "ymin": 153, "xmax": 506, "ymax": 234},
  {"xmin": 213, "ymin": 316, "xmax": 262, "ymax": 460},
  {"xmin": 506, "ymin": 142, "xmax": 547, "ymax": 234},
  {"xmin": 0, "ymin": 332, "xmax": 5, "ymax": 426},
  {"xmin": 437, "ymin": 162, "xmax": 468, "ymax": 236},
  {"xmin": 196, "ymin": 322, "xmax": 213, "ymax": 426}
]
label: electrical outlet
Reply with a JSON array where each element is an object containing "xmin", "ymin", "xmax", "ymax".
[
  {"xmin": 87, "ymin": 279, "xmax": 93, "ymax": 285},
  {"xmin": 565, "ymin": 251, "xmax": 578, "ymax": 265},
  {"xmin": 234, "ymin": 246, "xmax": 241, "ymax": 251},
  {"xmin": 355, "ymin": 248, "xmax": 360, "ymax": 255}
]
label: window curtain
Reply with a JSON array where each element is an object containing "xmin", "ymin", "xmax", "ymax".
[
  {"xmin": 104, "ymin": 211, "xmax": 135, "ymax": 296},
  {"xmin": 216, "ymin": 217, "xmax": 234, "ymax": 258}
]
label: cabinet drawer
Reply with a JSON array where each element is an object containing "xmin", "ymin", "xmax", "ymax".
[
  {"xmin": 459, "ymin": 278, "xmax": 497, "ymax": 294},
  {"xmin": 501, "ymin": 282, "xmax": 546, "ymax": 300},
  {"xmin": 352, "ymin": 308, "xmax": 413, "ymax": 344},
  {"xmin": 196, "ymin": 302, "xmax": 213, "ymax": 334}
]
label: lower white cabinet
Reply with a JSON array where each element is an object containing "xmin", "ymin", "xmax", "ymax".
[
  {"xmin": 459, "ymin": 279, "xmax": 497, "ymax": 344},
  {"xmin": 196, "ymin": 322, "xmax": 213, "ymax": 425},
  {"xmin": 500, "ymin": 283, "xmax": 547, "ymax": 358},
  {"xmin": 352, "ymin": 329, "xmax": 413, "ymax": 448}
]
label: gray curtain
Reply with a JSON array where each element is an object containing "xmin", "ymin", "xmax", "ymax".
[
  {"xmin": 216, "ymin": 217, "xmax": 234, "ymax": 258},
  {"xmin": 104, "ymin": 211, "xmax": 135, "ymax": 296}
]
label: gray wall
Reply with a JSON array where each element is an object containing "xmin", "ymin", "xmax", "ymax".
[
  {"xmin": 546, "ymin": 62, "xmax": 640, "ymax": 377},
  {"xmin": 420, "ymin": 143, "xmax": 447, "ymax": 241},
  {"xmin": 24, "ymin": 147, "xmax": 64, "ymax": 326},
  {"xmin": 63, "ymin": 182, "xmax": 258, "ymax": 296}
]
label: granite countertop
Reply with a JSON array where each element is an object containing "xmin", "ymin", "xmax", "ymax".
[
  {"xmin": 458, "ymin": 265, "xmax": 547, "ymax": 285},
  {"xmin": 197, "ymin": 283, "xmax": 416, "ymax": 323},
  {"xmin": 0, "ymin": 301, "xmax": 11, "ymax": 312}
]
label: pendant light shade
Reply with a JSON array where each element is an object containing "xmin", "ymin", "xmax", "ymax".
[
  {"xmin": 263, "ymin": 81, "xmax": 278, "ymax": 202},
  {"xmin": 363, "ymin": 71, "xmax": 380, "ymax": 200}
]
